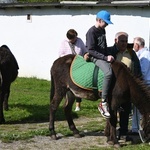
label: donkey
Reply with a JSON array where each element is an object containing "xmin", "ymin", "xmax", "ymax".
[
  {"xmin": 0, "ymin": 45, "xmax": 19, "ymax": 124},
  {"xmin": 49, "ymin": 54, "xmax": 150, "ymax": 146}
]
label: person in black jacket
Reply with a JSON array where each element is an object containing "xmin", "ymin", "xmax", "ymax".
[
  {"xmin": 107, "ymin": 32, "xmax": 142, "ymax": 141},
  {"xmin": 86, "ymin": 10, "xmax": 114, "ymax": 118}
]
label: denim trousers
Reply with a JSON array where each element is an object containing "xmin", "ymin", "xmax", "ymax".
[
  {"xmin": 131, "ymin": 106, "xmax": 141, "ymax": 132},
  {"xmin": 131, "ymin": 85, "xmax": 150, "ymax": 132}
]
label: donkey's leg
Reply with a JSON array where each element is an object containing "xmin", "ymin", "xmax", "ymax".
[
  {"xmin": 105, "ymin": 119, "xmax": 111, "ymax": 142},
  {"xmin": 103, "ymin": 94, "xmax": 112, "ymax": 143},
  {"xmin": 49, "ymin": 94, "xmax": 63, "ymax": 140},
  {"xmin": 0, "ymin": 103, "xmax": 5, "ymax": 124},
  {"xmin": 105, "ymin": 99, "xmax": 120, "ymax": 147},
  {"xmin": 0, "ymin": 91, "xmax": 5, "ymax": 124},
  {"xmin": 3, "ymin": 85, "xmax": 10, "ymax": 111},
  {"xmin": 105, "ymin": 110, "xmax": 120, "ymax": 147},
  {"xmin": 64, "ymin": 91, "xmax": 81, "ymax": 138},
  {"xmin": 110, "ymin": 111, "xmax": 120, "ymax": 146}
]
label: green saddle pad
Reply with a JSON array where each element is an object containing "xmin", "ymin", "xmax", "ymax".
[{"xmin": 70, "ymin": 55, "xmax": 104, "ymax": 91}]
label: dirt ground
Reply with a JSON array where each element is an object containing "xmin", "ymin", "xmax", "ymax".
[
  {"xmin": 0, "ymin": 134, "xmax": 109, "ymax": 150},
  {"xmin": 0, "ymin": 117, "xmax": 143, "ymax": 150}
]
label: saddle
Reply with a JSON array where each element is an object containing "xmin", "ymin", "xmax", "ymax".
[{"xmin": 70, "ymin": 55, "xmax": 104, "ymax": 91}]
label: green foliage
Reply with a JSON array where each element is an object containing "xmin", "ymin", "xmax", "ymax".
[
  {"xmin": 4, "ymin": 77, "xmax": 50, "ymax": 123},
  {"xmin": 0, "ymin": 77, "xmax": 149, "ymax": 149},
  {"xmin": 0, "ymin": 77, "xmax": 103, "ymax": 142}
]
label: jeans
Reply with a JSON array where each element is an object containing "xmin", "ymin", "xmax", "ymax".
[
  {"xmin": 132, "ymin": 106, "xmax": 141, "ymax": 132},
  {"xmin": 131, "ymin": 84, "xmax": 150, "ymax": 132},
  {"xmin": 91, "ymin": 57, "xmax": 112, "ymax": 100}
]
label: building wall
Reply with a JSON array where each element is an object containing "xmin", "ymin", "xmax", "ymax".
[{"xmin": 0, "ymin": 6, "xmax": 149, "ymax": 80}]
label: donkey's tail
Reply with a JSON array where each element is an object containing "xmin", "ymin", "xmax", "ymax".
[{"xmin": 50, "ymin": 74, "xmax": 54, "ymax": 102}]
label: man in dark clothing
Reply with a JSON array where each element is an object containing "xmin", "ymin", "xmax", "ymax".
[{"xmin": 107, "ymin": 32, "xmax": 142, "ymax": 141}]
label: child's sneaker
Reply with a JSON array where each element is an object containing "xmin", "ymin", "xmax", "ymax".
[
  {"xmin": 98, "ymin": 102, "xmax": 110, "ymax": 118},
  {"xmin": 75, "ymin": 107, "xmax": 80, "ymax": 111}
]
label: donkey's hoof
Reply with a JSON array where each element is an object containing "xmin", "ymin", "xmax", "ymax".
[
  {"xmin": 107, "ymin": 141, "xmax": 120, "ymax": 148},
  {"xmin": 107, "ymin": 140, "xmax": 114, "ymax": 145},
  {"xmin": 51, "ymin": 135, "xmax": 57, "ymax": 140},
  {"xmin": 74, "ymin": 133, "xmax": 82, "ymax": 138},
  {"xmin": 4, "ymin": 106, "xmax": 9, "ymax": 111},
  {"xmin": 4, "ymin": 108, "xmax": 9, "ymax": 111},
  {"xmin": 0, "ymin": 119, "xmax": 5, "ymax": 124},
  {"xmin": 114, "ymin": 143, "xmax": 121, "ymax": 148}
]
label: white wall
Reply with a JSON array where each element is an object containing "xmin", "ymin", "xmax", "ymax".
[{"xmin": 0, "ymin": 6, "xmax": 149, "ymax": 80}]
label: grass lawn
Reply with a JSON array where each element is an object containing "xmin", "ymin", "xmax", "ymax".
[
  {"xmin": 1, "ymin": 77, "xmax": 101, "ymax": 141},
  {"xmin": 0, "ymin": 77, "xmax": 149, "ymax": 149}
]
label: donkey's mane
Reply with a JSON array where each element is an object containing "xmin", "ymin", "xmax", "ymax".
[
  {"xmin": 125, "ymin": 63, "xmax": 150, "ymax": 101},
  {"xmin": 113, "ymin": 60, "xmax": 150, "ymax": 109}
]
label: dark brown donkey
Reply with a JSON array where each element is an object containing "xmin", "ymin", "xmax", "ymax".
[
  {"xmin": 49, "ymin": 54, "xmax": 150, "ymax": 147},
  {"xmin": 0, "ymin": 45, "xmax": 19, "ymax": 124}
]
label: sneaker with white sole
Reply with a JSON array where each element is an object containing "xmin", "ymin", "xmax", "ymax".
[
  {"xmin": 98, "ymin": 102, "xmax": 110, "ymax": 118},
  {"xmin": 75, "ymin": 107, "xmax": 80, "ymax": 111}
]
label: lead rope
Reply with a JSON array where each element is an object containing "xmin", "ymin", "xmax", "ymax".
[{"xmin": 138, "ymin": 130, "xmax": 145, "ymax": 143}]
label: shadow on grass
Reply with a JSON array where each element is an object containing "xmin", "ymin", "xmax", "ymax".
[
  {"xmin": 5, "ymin": 104, "xmax": 79, "ymax": 124},
  {"xmin": 58, "ymin": 130, "xmax": 105, "ymax": 139}
]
